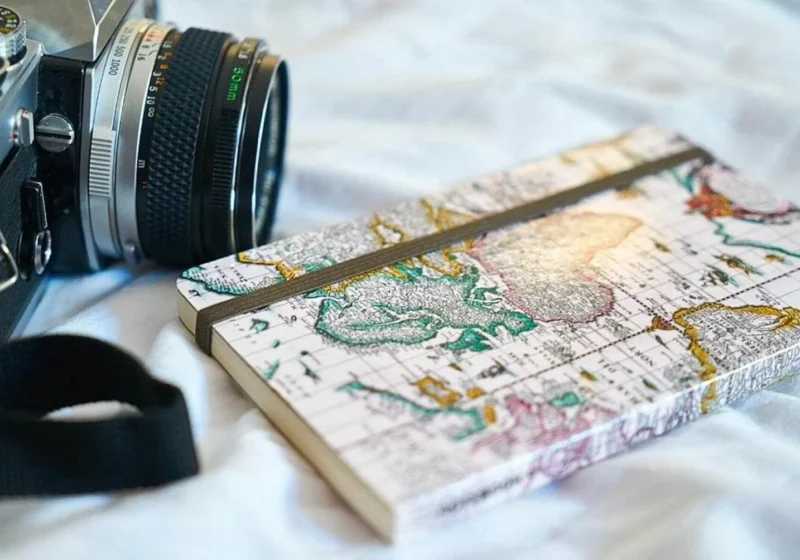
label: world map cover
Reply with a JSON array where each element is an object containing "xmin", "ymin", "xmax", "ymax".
[{"xmin": 177, "ymin": 125, "xmax": 800, "ymax": 539}]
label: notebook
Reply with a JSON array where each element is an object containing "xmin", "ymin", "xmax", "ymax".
[{"xmin": 177, "ymin": 124, "xmax": 800, "ymax": 542}]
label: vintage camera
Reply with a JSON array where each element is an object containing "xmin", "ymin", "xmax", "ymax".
[{"xmin": 0, "ymin": 0, "xmax": 289, "ymax": 340}]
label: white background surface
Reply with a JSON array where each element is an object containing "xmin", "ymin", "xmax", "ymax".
[{"xmin": 5, "ymin": 0, "xmax": 800, "ymax": 558}]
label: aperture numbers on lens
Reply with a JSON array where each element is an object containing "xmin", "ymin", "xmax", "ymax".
[
  {"xmin": 143, "ymin": 33, "xmax": 178, "ymax": 125},
  {"xmin": 136, "ymin": 26, "xmax": 169, "ymax": 64},
  {"xmin": 135, "ymin": 31, "xmax": 180, "ymax": 204},
  {"xmin": 141, "ymin": 31, "xmax": 175, "ymax": 120}
]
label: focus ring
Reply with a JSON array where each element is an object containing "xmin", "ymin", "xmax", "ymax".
[
  {"xmin": 203, "ymin": 39, "xmax": 261, "ymax": 260},
  {"xmin": 141, "ymin": 28, "xmax": 232, "ymax": 266},
  {"xmin": 205, "ymin": 114, "xmax": 239, "ymax": 255}
]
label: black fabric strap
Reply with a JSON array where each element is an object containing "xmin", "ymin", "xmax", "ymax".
[{"xmin": 0, "ymin": 334, "xmax": 199, "ymax": 497}]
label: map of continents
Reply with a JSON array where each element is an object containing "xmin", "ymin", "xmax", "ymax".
[{"xmin": 307, "ymin": 208, "xmax": 640, "ymax": 353}]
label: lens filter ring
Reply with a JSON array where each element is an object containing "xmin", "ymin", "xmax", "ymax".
[
  {"xmin": 236, "ymin": 52, "xmax": 289, "ymax": 250},
  {"xmin": 200, "ymin": 37, "xmax": 262, "ymax": 260}
]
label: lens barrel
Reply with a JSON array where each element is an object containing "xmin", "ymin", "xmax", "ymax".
[
  {"xmin": 201, "ymin": 38, "xmax": 288, "ymax": 260},
  {"xmin": 88, "ymin": 20, "xmax": 289, "ymax": 267}
]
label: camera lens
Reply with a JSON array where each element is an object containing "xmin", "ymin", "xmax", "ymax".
[
  {"xmin": 88, "ymin": 20, "xmax": 289, "ymax": 267},
  {"xmin": 201, "ymin": 38, "xmax": 288, "ymax": 259}
]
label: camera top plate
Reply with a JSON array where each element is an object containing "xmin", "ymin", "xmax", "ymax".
[{"xmin": 1, "ymin": 0, "xmax": 136, "ymax": 62}]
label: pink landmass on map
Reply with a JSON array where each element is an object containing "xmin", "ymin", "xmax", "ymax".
[{"xmin": 471, "ymin": 394, "xmax": 617, "ymax": 471}]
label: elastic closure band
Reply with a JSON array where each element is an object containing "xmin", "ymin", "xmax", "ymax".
[{"xmin": 195, "ymin": 146, "xmax": 712, "ymax": 354}]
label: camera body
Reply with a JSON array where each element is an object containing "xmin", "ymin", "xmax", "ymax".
[
  {"xmin": 0, "ymin": 0, "xmax": 289, "ymax": 340},
  {"xmin": 0, "ymin": 0, "xmax": 157, "ymax": 339}
]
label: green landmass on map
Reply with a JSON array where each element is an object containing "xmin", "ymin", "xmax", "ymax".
[
  {"xmin": 550, "ymin": 391, "xmax": 582, "ymax": 407},
  {"xmin": 312, "ymin": 263, "xmax": 536, "ymax": 349},
  {"xmin": 339, "ymin": 380, "xmax": 487, "ymax": 440},
  {"xmin": 263, "ymin": 360, "xmax": 280, "ymax": 381},
  {"xmin": 442, "ymin": 328, "xmax": 493, "ymax": 352},
  {"xmin": 180, "ymin": 266, "xmax": 255, "ymax": 296}
]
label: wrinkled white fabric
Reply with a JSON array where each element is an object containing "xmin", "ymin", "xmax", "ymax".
[{"xmin": 4, "ymin": 0, "xmax": 800, "ymax": 558}]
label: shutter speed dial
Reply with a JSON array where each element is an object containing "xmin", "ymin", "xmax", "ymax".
[{"xmin": 0, "ymin": 6, "xmax": 26, "ymax": 65}]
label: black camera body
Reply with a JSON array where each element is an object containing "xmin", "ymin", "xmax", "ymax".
[
  {"xmin": 0, "ymin": 144, "xmax": 39, "ymax": 341},
  {"xmin": 0, "ymin": 0, "xmax": 289, "ymax": 340},
  {"xmin": 0, "ymin": 42, "xmax": 104, "ymax": 340}
]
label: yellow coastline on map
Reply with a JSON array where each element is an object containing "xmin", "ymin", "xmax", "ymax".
[{"xmin": 177, "ymin": 124, "xmax": 800, "ymax": 540}]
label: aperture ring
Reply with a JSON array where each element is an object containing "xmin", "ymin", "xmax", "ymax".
[
  {"xmin": 135, "ymin": 30, "xmax": 180, "ymax": 255},
  {"xmin": 141, "ymin": 28, "xmax": 233, "ymax": 266},
  {"xmin": 115, "ymin": 22, "xmax": 174, "ymax": 264}
]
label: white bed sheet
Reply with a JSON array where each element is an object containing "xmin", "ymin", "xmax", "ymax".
[{"xmin": 5, "ymin": 0, "xmax": 800, "ymax": 558}]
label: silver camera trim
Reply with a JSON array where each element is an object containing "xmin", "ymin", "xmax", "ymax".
[
  {"xmin": 79, "ymin": 55, "xmax": 106, "ymax": 271},
  {"xmin": 4, "ymin": 0, "xmax": 136, "ymax": 62},
  {"xmin": 2, "ymin": 0, "xmax": 287, "ymax": 273},
  {"xmin": 88, "ymin": 18, "xmax": 148, "ymax": 260},
  {"xmin": 3, "ymin": 2, "xmax": 148, "ymax": 271},
  {"xmin": 87, "ymin": 18, "xmax": 175, "ymax": 263},
  {"xmin": 0, "ymin": 40, "xmax": 41, "ymax": 174}
]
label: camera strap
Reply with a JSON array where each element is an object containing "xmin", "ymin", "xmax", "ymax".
[{"xmin": 0, "ymin": 334, "xmax": 199, "ymax": 497}]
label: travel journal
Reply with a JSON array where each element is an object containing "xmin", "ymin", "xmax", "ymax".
[{"xmin": 177, "ymin": 125, "xmax": 800, "ymax": 542}]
